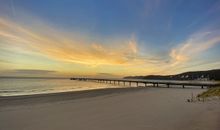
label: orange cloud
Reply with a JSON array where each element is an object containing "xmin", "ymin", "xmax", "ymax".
[
  {"xmin": 1, "ymin": 15, "xmax": 219, "ymax": 76},
  {"xmin": 0, "ymin": 17, "xmax": 142, "ymax": 66}
]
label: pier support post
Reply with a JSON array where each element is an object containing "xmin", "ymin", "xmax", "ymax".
[{"xmin": 71, "ymin": 78, "xmax": 217, "ymax": 90}]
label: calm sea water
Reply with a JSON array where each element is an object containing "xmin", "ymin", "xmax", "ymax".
[
  {"xmin": 0, "ymin": 78, "xmax": 218, "ymax": 96},
  {"xmin": 0, "ymin": 78, "xmax": 123, "ymax": 96}
]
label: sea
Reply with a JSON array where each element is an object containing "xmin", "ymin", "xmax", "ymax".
[
  {"xmin": 0, "ymin": 78, "xmax": 123, "ymax": 96},
  {"xmin": 0, "ymin": 78, "xmax": 218, "ymax": 97}
]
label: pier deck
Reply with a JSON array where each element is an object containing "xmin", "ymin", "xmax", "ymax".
[{"xmin": 70, "ymin": 78, "xmax": 220, "ymax": 89}]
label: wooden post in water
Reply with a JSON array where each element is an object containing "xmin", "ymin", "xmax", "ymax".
[
  {"xmin": 136, "ymin": 82, "xmax": 138, "ymax": 87},
  {"xmin": 129, "ymin": 82, "xmax": 131, "ymax": 86}
]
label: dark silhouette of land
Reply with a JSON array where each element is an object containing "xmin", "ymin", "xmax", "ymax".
[{"xmin": 124, "ymin": 69, "xmax": 220, "ymax": 81}]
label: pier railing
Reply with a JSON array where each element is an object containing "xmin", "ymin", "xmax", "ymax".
[{"xmin": 70, "ymin": 78, "xmax": 220, "ymax": 89}]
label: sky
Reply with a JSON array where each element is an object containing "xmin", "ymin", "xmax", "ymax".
[{"xmin": 0, "ymin": 0, "xmax": 220, "ymax": 77}]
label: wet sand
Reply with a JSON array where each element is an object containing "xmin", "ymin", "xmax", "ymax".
[{"xmin": 0, "ymin": 87, "xmax": 220, "ymax": 130}]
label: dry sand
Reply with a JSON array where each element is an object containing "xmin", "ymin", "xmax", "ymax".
[{"xmin": 0, "ymin": 87, "xmax": 220, "ymax": 130}]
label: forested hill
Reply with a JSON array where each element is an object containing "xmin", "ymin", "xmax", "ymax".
[{"xmin": 124, "ymin": 69, "xmax": 220, "ymax": 81}]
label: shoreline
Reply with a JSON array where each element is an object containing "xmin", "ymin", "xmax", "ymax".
[
  {"xmin": 0, "ymin": 87, "xmax": 147, "ymax": 107},
  {"xmin": 0, "ymin": 86, "xmax": 209, "ymax": 107}
]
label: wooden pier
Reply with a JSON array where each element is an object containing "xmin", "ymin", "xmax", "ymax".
[{"xmin": 70, "ymin": 78, "xmax": 220, "ymax": 89}]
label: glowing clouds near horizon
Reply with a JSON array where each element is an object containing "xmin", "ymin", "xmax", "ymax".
[
  {"xmin": 0, "ymin": 16, "xmax": 220, "ymax": 77},
  {"xmin": 0, "ymin": 18, "xmax": 140, "ymax": 67},
  {"xmin": 0, "ymin": 17, "xmax": 158, "ymax": 76}
]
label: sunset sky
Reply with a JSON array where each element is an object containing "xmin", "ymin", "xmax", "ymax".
[{"xmin": 0, "ymin": 0, "xmax": 220, "ymax": 77}]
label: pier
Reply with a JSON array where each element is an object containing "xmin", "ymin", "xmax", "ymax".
[{"xmin": 70, "ymin": 78, "xmax": 220, "ymax": 89}]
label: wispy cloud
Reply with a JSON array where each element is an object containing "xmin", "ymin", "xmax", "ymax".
[
  {"xmin": 0, "ymin": 69, "xmax": 58, "ymax": 77},
  {"xmin": 10, "ymin": 0, "xmax": 16, "ymax": 17},
  {"xmin": 169, "ymin": 31, "xmax": 220, "ymax": 66},
  {"xmin": 12, "ymin": 69, "xmax": 56, "ymax": 74},
  {"xmin": 0, "ymin": 11, "xmax": 220, "ymax": 76},
  {"xmin": 128, "ymin": 35, "xmax": 138, "ymax": 54},
  {"xmin": 0, "ymin": 17, "xmax": 144, "ymax": 66},
  {"xmin": 0, "ymin": 15, "xmax": 170, "ymax": 76}
]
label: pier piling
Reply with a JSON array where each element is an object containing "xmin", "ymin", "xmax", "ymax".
[{"xmin": 71, "ymin": 78, "xmax": 220, "ymax": 89}]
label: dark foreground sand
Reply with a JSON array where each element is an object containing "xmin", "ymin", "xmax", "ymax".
[{"xmin": 0, "ymin": 87, "xmax": 220, "ymax": 130}]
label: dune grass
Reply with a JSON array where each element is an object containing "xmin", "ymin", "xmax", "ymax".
[{"xmin": 197, "ymin": 87, "xmax": 220, "ymax": 98}]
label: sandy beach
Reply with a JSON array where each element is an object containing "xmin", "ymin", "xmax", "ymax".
[{"xmin": 0, "ymin": 87, "xmax": 220, "ymax": 130}]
